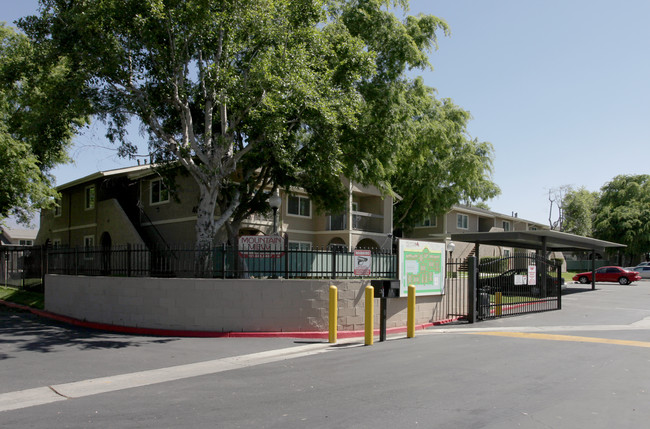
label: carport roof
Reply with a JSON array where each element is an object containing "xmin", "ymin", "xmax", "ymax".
[{"xmin": 450, "ymin": 230, "xmax": 626, "ymax": 253}]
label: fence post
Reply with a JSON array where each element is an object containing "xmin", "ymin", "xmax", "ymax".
[
  {"xmin": 331, "ymin": 248, "xmax": 337, "ymax": 280},
  {"xmin": 557, "ymin": 263, "xmax": 562, "ymax": 310},
  {"xmin": 74, "ymin": 247, "xmax": 78, "ymax": 276},
  {"xmin": 221, "ymin": 243, "xmax": 227, "ymax": 279},
  {"xmin": 467, "ymin": 256, "xmax": 477, "ymax": 323},
  {"xmin": 127, "ymin": 243, "xmax": 132, "ymax": 277}
]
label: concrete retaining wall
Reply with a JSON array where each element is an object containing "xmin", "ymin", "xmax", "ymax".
[{"xmin": 44, "ymin": 275, "xmax": 462, "ymax": 333}]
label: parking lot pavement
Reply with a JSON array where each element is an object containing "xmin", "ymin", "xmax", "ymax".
[{"xmin": 0, "ymin": 306, "xmax": 317, "ymax": 396}]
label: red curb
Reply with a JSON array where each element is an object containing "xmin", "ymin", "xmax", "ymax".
[{"xmin": 0, "ymin": 299, "xmax": 461, "ymax": 339}]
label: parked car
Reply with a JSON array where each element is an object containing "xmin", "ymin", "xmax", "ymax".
[
  {"xmin": 624, "ymin": 262, "xmax": 650, "ymax": 271},
  {"xmin": 572, "ymin": 266, "xmax": 642, "ymax": 285},
  {"xmin": 631, "ymin": 265, "xmax": 650, "ymax": 279},
  {"xmin": 479, "ymin": 268, "xmax": 564, "ymax": 296}
]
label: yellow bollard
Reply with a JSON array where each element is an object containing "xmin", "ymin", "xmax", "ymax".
[
  {"xmin": 407, "ymin": 284, "xmax": 416, "ymax": 338},
  {"xmin": 329, "ymin": 286, "xmax": 338, "ymax": 343},
  {"xmin": 495, "ymin": 292, "xmax": 502, "ymax": 316},
  {"xmin": 365, "ymin": 285, "xmax": 374, "ymax": 345}
]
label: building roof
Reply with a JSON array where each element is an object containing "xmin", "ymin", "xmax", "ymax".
[
  {"xmin": 1, "ymin": 226, "xmax": 38, "ymax": 242},
  {"xmin": 450, "ymin": 230, "xmax": 626, "ymax": 253},
  {"xmin": 56, "ymin": 164, "xmax": 154, "ymax": 191},
  {"xmin": 452, "ymin": 204, "xmax": 548, "ymax": 229}
]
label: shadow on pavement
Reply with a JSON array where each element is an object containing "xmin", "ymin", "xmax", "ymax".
[{"xmin": 0, "ymin": 306, "xmax": 178, "ymax": 359}]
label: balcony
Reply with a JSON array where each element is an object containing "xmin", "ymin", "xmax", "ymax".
[{"xmin": 327, "ymin": 211, "xmax": 384, "ymax": 233}]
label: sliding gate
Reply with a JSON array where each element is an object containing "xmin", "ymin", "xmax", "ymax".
[{"xmin": 473, "ymin": 253, "xmax": 562, "ymax": 321}]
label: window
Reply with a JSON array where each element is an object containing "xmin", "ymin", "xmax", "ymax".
[
  {"xmin": 530, "ymin": 226, "xmax": 537, "ymax": 231},
  {"xmin": 288, "ymin": 241, "xmax": 312, "ymax": 251},
  {"xmin": 52, "ymin": 239, "xmax": 61, "ymax": 248},
  {"xmin": 85, "ymin": 185, "xmax": 95, "ymax": 210},
  {"xmin": 457, "ymin": 214, "xmax": 469, "ymax": 230},
  {"xmin": 19, "ymin": 240, "xmax": 33, "ymax": 246},
  {"xmin": 84, "ymin": 235, "xmax": 95, "ymax": 259},
  {"xmin": 503, "ymin": 249, "xmax": 511, "ymax": 257},
  {"xmin": 54, "ymin": 197, "xmax": 62, "ymax": 217},
  {"xmin": 351, "ymin": 202, "xmax": 359, "ymax": 212},
  {"xmin": 502, "ymin": 221, "xmax": 510, "ymax": 231},
  {"xmin": 416, "ymin": 216, "xmax": 437, "ymax": 228},
  {"xmin": 150, "ymin": 178, "xmax": 169, "ymax": 205},
  {"xmin": 287, "ymin": 195, "xmax": 311, "ymax": 217}
]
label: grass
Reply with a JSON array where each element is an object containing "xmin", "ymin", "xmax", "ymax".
[{"xmin": 0, "ymin": 286, "xmax": 44, "ymax": 309}]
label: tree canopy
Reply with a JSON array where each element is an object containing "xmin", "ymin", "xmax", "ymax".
[
  {"xmin": 562, "ymin": 186, "xmax": 598, "ymax": 237},
  {"xmin": 18, "ymin": 0, "xmax": 499, "ymax": 245},
  {"xmin": 0, "ymin": 23, "xmax": 88, "ymax": 224},
  {"xmin": 593, "ymin": 174, "xmax": 650, "ymax": 260}
]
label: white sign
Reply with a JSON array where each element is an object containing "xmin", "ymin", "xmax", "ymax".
[
  {"xmin": 514, "ymin": 274, "xmax": 527, "ymax": 285},
  {"xmin": 238, "ymin": 235, "xmax": 285, "ymax": 258},
  {"xmin": 398, "ymin": 239, "xmax": 446, "ymax": 296},
  {"xmin": 354, "ymin": 250, "xmax": 372, "ymax": 276},
  {"xmin": 527, "ymin": 265, "xmax": 537, "ymax": 285}
]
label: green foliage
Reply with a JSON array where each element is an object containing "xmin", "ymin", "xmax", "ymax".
[
  {"xmin": 0, "ymin": 23, "xmax": 86, "ymax": 223},
  {"xmin": 391, "ymin": 80, "xmax": 500, "ymax": 232},
  {"xmin": 593, "ymin": 175, "xmax": 650, "ymax": 259},
  {"xmin": 562, "ymin": 186, "xmax": 598, "ymax": 236}
]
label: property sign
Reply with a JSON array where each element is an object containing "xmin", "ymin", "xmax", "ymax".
[
  {"xmin": 398, "ymin": 239, "xmax": 445, "ymax": 296},
  {"xmin": 238, "ymin": 235, "xmax": 285, "ymax": 258},
  {"xmin": 527, "ymin": 265, "xmax": 537, "ymax": 285},
  {"xmin": 353, "ymin": 250, "xmax": 372, "ymax": 276}
]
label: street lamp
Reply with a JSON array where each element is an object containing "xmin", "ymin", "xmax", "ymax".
[
  {"xmin": 269, "ymin": 188, "xmax": 282, "ymax": 234},
  {"xmin": 446, "ymin": 241, "xmax": 456, "ymax": 260}
]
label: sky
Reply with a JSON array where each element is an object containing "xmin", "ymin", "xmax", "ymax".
[{"xmin": 3, "ymin": 0, "xmax": 650, "ymax": 228}]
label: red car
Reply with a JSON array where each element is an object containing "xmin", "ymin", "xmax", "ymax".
[{"xmin": 573, "ymin": 266, "xmax": 642, "ymax": 285}]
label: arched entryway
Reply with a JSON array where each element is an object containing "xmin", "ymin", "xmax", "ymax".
[
  {"xmin": 356, "ymin": 238, "xmax": 380, "ymax": 250},
  {"xmin": 327, "ymin": 237, "xmax": 348, "ymax": 252}
]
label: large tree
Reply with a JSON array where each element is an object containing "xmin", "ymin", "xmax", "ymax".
[
  {"xmin": 0, "ymin": 23, "xmax": 88, "ymax": 224},
  {"xmin": 593, "ymin": 175, "xmax": 650, "ymax": 262},
  {"xmin": 562, "ymin": 186, "xmax": 598, "ymax": 237},
  {"xmin": 20, "ymin": 0, "xmax": 456, "ymax": 247},
  {"xmin": 390, "ymin": 79, "xmax": 500, "ymax": 232}
]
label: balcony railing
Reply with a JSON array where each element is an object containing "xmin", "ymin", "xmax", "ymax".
[{"xmin": 327, "ymin": 211, "xmax": 384, "ymax": 233}]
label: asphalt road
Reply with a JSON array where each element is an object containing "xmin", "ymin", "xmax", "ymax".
[{"xmin": 2, "ymin": 280, "xmax": 650, "ymax": 428}]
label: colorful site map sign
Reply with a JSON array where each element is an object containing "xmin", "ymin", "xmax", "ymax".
[{"xmin": 398, "ymin": 239, "xmax": 446, "ymax": 296}]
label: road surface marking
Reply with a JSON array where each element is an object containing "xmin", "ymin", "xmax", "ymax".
[{"xmin": 470, "ymin": 331, "xmax": 650, "ymax": 348}]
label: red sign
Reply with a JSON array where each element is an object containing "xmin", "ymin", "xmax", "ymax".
[{"xmin": 238, "ymin": 235, "xmax": 285, "ymax": 258}]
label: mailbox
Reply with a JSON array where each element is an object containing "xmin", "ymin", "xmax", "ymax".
[{"xmin": 371, "ymin": 280, "xmax": 400, "ymax": 298}]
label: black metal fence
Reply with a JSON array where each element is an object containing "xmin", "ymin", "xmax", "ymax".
[
  {"xmin": 45, "ymin": 244, "xmax": 397, "ymax": 280},
  {"xmin": 0, "ymin": 245, "xmax": 46, "ymax": 291},
  {"xmin": 475, "ymin": 253, "xmax": 561, "ymax": 320}
]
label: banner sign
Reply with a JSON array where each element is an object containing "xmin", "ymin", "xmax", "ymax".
[
  {"xmin": 398, "ymin": 239, "xmax": 445, "ymax": 296},
  {"xmin": 353, "ymin": 250, "xmax": 372, "ymax": 276},
  {"xmin": 238, "ymin": 235, "xmax": 285, "ymax": 258}
]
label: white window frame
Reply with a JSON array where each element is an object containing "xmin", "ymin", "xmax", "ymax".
[
  {"xmin": 287, "ymin": 195, "xmax": 311, "ymax": 218},
  {"xmin": 150, "ymin": 178, "xmax": 170, "ymax": 206},
  {"xmin": 84, "ymin": 235, "xmax": 95, "ymax": 260},
  {"xmin": 457, "ymin": 214, "xmax": 469, "ymax": 230},
  {"xmin": 502, "ymin": 220, "xmax": 511, "ymax": 231},
  {"xmin": 19, "ymin": 240, "xmax": 33, "ymax": 246},
  {"xmin": 52, "ymin": 239, "xmax": 62, "ymax": 248},
  {"xmin": 288, "ymin": 241, "xmax": 312, "ymax": 251},
  {"xmin": 84, "ymin": 185, "xmax": 95, "ymax": 210}
]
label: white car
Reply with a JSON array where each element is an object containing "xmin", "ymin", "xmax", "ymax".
[
  {"xmin": 624, "ymin": 262, "xmax": 650, "ymax": 271},
  {"xmin": 633, "ymin": 266, "xmax": 650, "ymax": 279}
]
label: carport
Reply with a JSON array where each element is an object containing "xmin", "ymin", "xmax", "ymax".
[{"xmin": 451, "ymin": 230, "xmax": 627, "ymax": 290}]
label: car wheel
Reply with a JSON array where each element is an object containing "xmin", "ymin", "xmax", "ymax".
[
  {"xmin": 619, "ymin": 277, "xmax": 630, "ymax": 285},
  {"xmin": 579, "ymin": 276, "xmax": 589, "ymax": 284}
]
